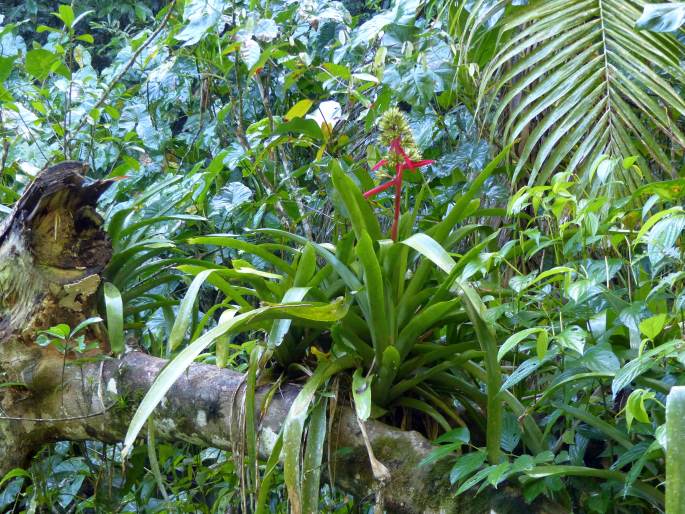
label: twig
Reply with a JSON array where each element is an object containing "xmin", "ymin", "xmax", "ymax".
[
  {"xmin": 229, "ymin": 68, "xmax": 292, "ymax": 232},
  {"xmin": 255, "ymin": 74, "xmax": 313, "ymax": 239},
  {"xmin": 66, "ymin": 1, "xmax": 177, "ymax": 147}
]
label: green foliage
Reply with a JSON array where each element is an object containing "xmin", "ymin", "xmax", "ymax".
[
  {"xmin": 637, "ymin": 3, "xmax": 685, "ymax": 32},
  {"xmin": 2, "ymin": 0, "xmax": 685, "ymax": 512},
  {"xmin": 456, "ymin": 0, "xmax": 685, "ymax": 192},
  {"xmin": 103, "ymin": 282, "xmax": 124, "ymax": 355},
  {"xmin": 667, "ymin": 386, "xmax": 685, "ymax": 513},
  {"xmin": 35, "ymin": 318, "xmax": 102, "ymax": 356}
]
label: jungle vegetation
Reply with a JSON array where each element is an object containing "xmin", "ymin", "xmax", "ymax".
[{"xmin": 2, "ymin": 0, "xmax": 685, "ymax": 512}]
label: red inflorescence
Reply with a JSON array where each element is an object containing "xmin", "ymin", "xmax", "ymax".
[{"xmin": 363, "ymin": 138, "xmax": 433, "ymax": 241}]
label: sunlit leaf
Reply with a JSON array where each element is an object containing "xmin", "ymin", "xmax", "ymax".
[
  {"xmin": 168, "ymin": 270, "xmax": 214, "ymax": 354},
  {"xmin": 123, "ymin": 301, "xmax": 349, "ymax": 457},
  {"xmin": 352, "ymin": 368, "xmax": 372, "ymax": 421},
  {"xmin": 285, "ymin": 99, "xmax": 314, "ymax": 121},
  {"xmin": 637, "ymin": 3, "xmax": 685, "ymax": 32},
  {"xmin": 103, "ymin": 283, "xmax": 124, "ymax": 355}
]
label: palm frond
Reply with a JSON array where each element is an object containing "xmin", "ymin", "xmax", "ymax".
[{"xmin": 464, "ymin": 0, "xmax": 685, "ymax": 190}]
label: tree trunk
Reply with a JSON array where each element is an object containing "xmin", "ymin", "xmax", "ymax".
[{"xmin": 0, "ymin": 162, "xmax": 562, "ymax": 513}]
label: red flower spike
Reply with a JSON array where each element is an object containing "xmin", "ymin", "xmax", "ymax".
[
  {"xmin": 372, "ymin": 159, "xmax": 389, "ymax": 171},
  {"xmin": 389, "ymin": 138, "xmax": 406, "ymax": 157},
  {"xmin": 403, "ymin": 159, "xmax": 435, "ymax": 170},
  {"xmin": 389, "ymin": 138, "xmax": 435, "ymax": 172},
  {"xmin": 364, "ymin": 138, "xmax": 434, "ymax": 241},
  {"xmin": 363, "ymin": 179, "xmax": 395, "ymax": 199},
  {"xmin": 391, "ymin": 164, "xmax": 403, "ymax": 241}
]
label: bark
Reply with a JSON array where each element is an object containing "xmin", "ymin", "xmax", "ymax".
[{"xmin": 0, "ymin": 162, "xmax": 563, "ymax": 513}]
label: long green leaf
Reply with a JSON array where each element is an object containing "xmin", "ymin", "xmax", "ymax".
[
  {"xmin": 215, "ymin": 308, "xmax": 239, "ymax": 368},
  {"xmin": 256, "ymin": 433, "xmax": 284, "ymax": 514},
  {"xmin": 356, "ymin": 230, "xmax": 390, "ymax": 361},
  {"xmin": 176, "ymin": 264, "xmax": 253, "ymax": 310},
  {"xmin": 330, "ymin": 159, "xmax": 382, "ymax": 241},
  {"xmin": 103, "ymin": 282, "xmax": 124, "ymax": 355},
  {"xmin": 555, "ymin": 402, "xmax": 632, "ymax": 449},
  {"xmin": 293, "ymin": 243, "xmax": 317, "ymax": 287},
  {"xmin": 525, "ymin": 465, "xmax": 663, "ymax": 506},
  {"xmin": 122, "ymin": 300, "xmax": 348, "ymax": 457},
  {"xmin": 282, "ymin": 356, "xmax": 356, "ymax": 513},
  {"xmin": 460, "ymin": 284, "xmax": 503, "ymax": 464},
  {"xmin": 497, "ymin": 328, "xmax": 546, "ymax": 362},
  {"xmin": 268, "ymin": 287, "xmax": 311, "ymax": 348},
  {"xmin": 374, "ymin": 345, "xmax": 401, "ymax": 403},
  {"xmin": 119, "ymin": 214, "xmax": 206, "ymax": 240},
  {"xmin": 667, "ymin": 386, "xmax": 685, "ymax": 513},
  {"xmin": 532, "ymin": 372, "xmax": 614, "ymax": 408},
  {"xmin": 301, "ymin": 399, "xmax": 328, "ymax": 514},
  {"xmin": 245, "ymin": 344, "xmax": 264, "ymax": 502},
  {"xmin": 396, "ymin": 397, "xmax": 452, "ymax": 432},
  {"xmin": 168, "ymin": 269, "xmax": 214, "ymax": 354},
  {"xmin": 396, "ymin": 298, "xmax": 460, "ymax": 359},
  {"xmin": 253, "ymin": 229, "xmax": 364, "ymax": 303},
  {"xmin": 188, "ymin": 235, "xmax": 295, "ymax": 275},
  {"xmin": 400, "ymin": 232, "xmax": 503, "ymax": 463},
  {"xmin": 147, "ymin": 425, "xmax": 168, "ymax": 500},
  {"xmin": 429, "ymin": 144, "xmax": 510, "ymax": 244}
]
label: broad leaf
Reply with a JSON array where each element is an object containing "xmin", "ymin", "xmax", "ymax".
[
  {"xmin": 612, "ymin": 340, "xmax": 682, "ymax": 397},
  {"xmin": 498, "ymin": 327, "xmax": 546, "ymax": 362},
  {"xmin": 176, "ymin": 0, "xmax": 226, "ymax": 46},
  {"xmin": 637, "ymin": 3, "xmax": 685, "ymax": 32}
]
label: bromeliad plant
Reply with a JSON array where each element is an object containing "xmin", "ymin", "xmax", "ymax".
[
  {"xmin": 363, "ymin": 108, "xmax": 434, "ymax": 241},
  {"xmin": 170, "ymin": 136, "xmax": 549, "ymax": 511}
]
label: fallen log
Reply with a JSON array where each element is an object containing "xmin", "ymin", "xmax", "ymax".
[{"xmin": 0, "ymin": 162, "xmax": 562, "ymax": 513}]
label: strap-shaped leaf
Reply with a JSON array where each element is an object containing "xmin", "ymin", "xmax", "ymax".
[
  {"xmin": 103, "ymin": 282, "xmax": 124, "ymax": 355},
  {"xmin": 301, "ymin": 398, "xmax": 328, "ymax": 514},
  {"xmin": 282, "ymin": 356, "xmax": 356, "ymax": 513},
  {"xmin": 167, "ymin": 269, "xmax": 214, "ymax": 354},
  {"xmin": 356, "ymin": 230, "xmax": 390, "ymax": 361},
  {"xmin": 122, "ymin": 300, "xmax": 349, "ymax": 458},
  {"xmin": 267, "ymin": 287, "xmax": 311, "ymax": 347},
  {"xmin": 330, "ymin": 159, "xmax": 382, "ymax": 242}
]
